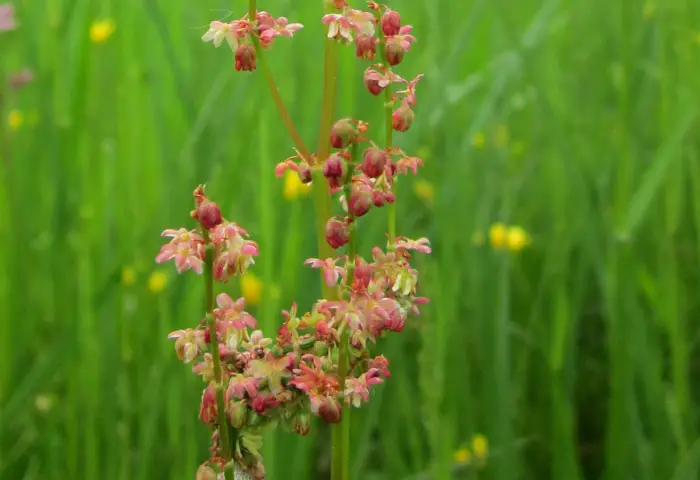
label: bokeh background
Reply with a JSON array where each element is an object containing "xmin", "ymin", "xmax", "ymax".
[{"xmin": 3, "ymin": 0, "xmax": 700, "ymax": 479}]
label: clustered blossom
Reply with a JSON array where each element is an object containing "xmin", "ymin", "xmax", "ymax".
[
  {"xmin": 180, "ymin": 3, "xmax": 426, "ymax": 479},
  {"xmin": 201, "ymin": 11, "xmax": 303, "ymax": 71}
]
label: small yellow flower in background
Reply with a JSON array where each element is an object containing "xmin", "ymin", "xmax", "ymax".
[
  {"xmin": 35, "ymin": 394, "xmax": 55, "ymax": 414},
  {"xmin": 148, "ymin": 270, "xmax": 168, "ymax": 294},
  {"xmin": 643, "ymin": 3, "xmax": 655, "ymax": 19},
  {"xmin": 283, "ymin": 170, "xmax": 310, "ymax": 201},
  {"xmin": 7, "ymin": 109, "xmax": 23, "ymax": 130},
  {"xmin": 488, "ymin": 222, "xmax": 507, "ymax": 249},
  {"xmin": 471, "ymin": 433, "xmax": 488, "ymax": 458},
  {"xmin": 412, "ymin": 179, "xmax": 435, "ymax": 205},
  {"xmin": 506, "ymin": 226, "xmax": 530, "ymax": 252},
  {"xmin": 453, "ymin": 446, "xmax": 471, "ymax": 465},
  {"xmin": 121, "ymin": 265, "xmax": 137, "ymax": 287},
  {"xmin": 416, "ymin": 145, "xmax": 431, "ymax": 161},
  {"xmin": 90, "ymin": 19, "xmax": 115, "ymax": 44},
  {"xmin": 240, "ymin": 272, "xmax": 263, "ymax": 306},
  {"xmin": 471, "ymin": 131, "xmax": 486, "ymax": 149},
  {"xmin": 494, "ymin": 124, "xmax": 509, "ymax": 148}
]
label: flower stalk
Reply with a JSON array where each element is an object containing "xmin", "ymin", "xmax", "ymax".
[{"xmin": 203, "ymin": 231, "xmax": 234, "ymax": 480}]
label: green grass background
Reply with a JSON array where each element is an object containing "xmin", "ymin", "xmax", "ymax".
[{"xmin": 2, "ymin": 0, "xmax": 700, "ymax": 478}]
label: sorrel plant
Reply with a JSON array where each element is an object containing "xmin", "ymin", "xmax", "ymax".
[{"xmin": 155, "ymin": 1, "xmax": 428, "ymax": 479}]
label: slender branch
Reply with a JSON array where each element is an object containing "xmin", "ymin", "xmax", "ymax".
[
  {"xmin": 379, "ymin": 35, "xmax": 396, "ymax": 246},
  {"xmin": 248, "ymin": 0, "xmax": 257, "ymax": 21},
  {"xmin": 203, "ymin": 231, "xmax": 233, "ymax": 480},
  {"xmin": 250, "ymin": 36, "xmax": 311, "ymax": 161}
]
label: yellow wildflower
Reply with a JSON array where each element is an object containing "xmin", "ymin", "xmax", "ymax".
[
  {"xmin": 412, "ymin": 179, "xmax": 435, "ymax": 205},
  {"xmin": 240, "ymin": 272, "xmax": 263, "ymax": 306},
  {"xmin": 7, "ymin": 109, "xmax": 23, "ymax": 130},
  {"xmin": 35, "ymin": 394, "xmax": 55, "ymax": 414},
  {"xmin": 488, "ymin": 223, "xmax": 507, "ymax": 249},
  {"xmin": 643, "ymin": 3, "xmax": 655, "ymax": 19},
  {"xmin": 506, "ymin": 226, "xmax": 530, "ymax": 252},
  {"xmin": 147, "ymin": 270, "xmax": 168, "ymax": 294},
  {"xmin": 471, "ymin": 131, "xmax": 485, "ymax": 149},
  {"xmin": 283, "ymin": 170, "xmax": 310, "ymax": 201},
  {"xmin": 121, "ymin": 266, "xmax": 137, "ymax": 287},
  {"xmin": 471, "ymin": 434, "xmax": 488, "ymax": 458},
  {"xmin": 494, "ymin": 124, "xmax": 509, "ymax": 148},
  {"xmin": 90, "ymin": 19, "xmax": 115, "ymax": 44},
  {"xmin": 453, "ymin": 446, "xmax": 471, "ymax": 465}
]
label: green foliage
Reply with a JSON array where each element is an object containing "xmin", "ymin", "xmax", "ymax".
[{"xmin": 2, "ymin": 0, "xmax": 700, "ymax": 479}]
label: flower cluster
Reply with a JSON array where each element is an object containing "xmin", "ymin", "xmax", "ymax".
[
  {"xmin": 202, "ymin": 11, "xmax": 303, "ymax": 71},
  {"xmin": 171, "ymin": 2, "xmax": 427, "ymax": 479}
]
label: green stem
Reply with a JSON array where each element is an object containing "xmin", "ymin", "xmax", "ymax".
[
  {"xmin": 250, "ymin": 36, "xmax": 311, "ymax": 161},
  {"xmin": 378, "ymin": 36, "xmax": 396, "ymax": 246},
  {"xmin": 248, "ymin": 0, "xmax": 257, "ymax": 21},
  {"xmin": 203, "ymin": 232, "xmax": 233, "ymax": 480}
]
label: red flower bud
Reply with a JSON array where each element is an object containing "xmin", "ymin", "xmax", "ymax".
[
  {"xmin": 195, "ymin": 201, "xmax": 223, "ymax": 230},
  {"xmin": 330, "ymin": 118, "xmax": 357, "ymax": 149},
  {"xmin": 199, "ymin": 384, "xmax": 218, "ymax": 424},
  {"xmin": 323, "ymin": 154, "xmax": 349, "ymax": 189},
  {"xmin": 392, "ymin": 103, "xmax": 415, "ymax": 132},
  {"xmin": 355, "ymin": 34, "xmax": 377, "ymax": 60},
  {"xmin": 227, "ymin": 399, "xmax": 247, "ymax": 428},
  {"xmin": 364, "ymin": 69, "xmax": 387, "ymax": 96},
  {"xmin": 385, "ymin": 40, "xmax": 405, "ymax": 66},
  {"xmin": 361, "ymin": 147, "xmax": 389, "ymax": 178},
  {"xmin": 381, "ymin": 10, "xmax": 401, "ymax": 36},
  {"xmin": 349, "ymin": 184, "xmax": 373, "ymax": 217},
  {"xmin": 297, "ymin": 161, "xmax": 312, "ymax": 184},
  {"xmin": 318, "ymin": 396, "xmax": 342, "ymax": 424},
  {"xmin": 235, "ymin": 43, "xmax": 256, "ymax": 71},
  {"xmin": 325, "ymin": 217, "xmax": 349, "ymax": 249},
  {"xmin": 372, "ymin": 189, "xmax": 386, "ymax": 207}
]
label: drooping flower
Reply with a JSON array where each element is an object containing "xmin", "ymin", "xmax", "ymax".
[
  {"xmin": 201, "ymin": 20, "xmax": 235, "ymax": 48},
  {"xmin": 0, "ymin": 3, "xmax": 16, "ymax": 32},
  {"xmin": 305, "ymin": 257, "xmax": 344, "ymax": 287},
  {"xmin": 155, "ymin": 228, "xmax": 205, "ymax": 274}
]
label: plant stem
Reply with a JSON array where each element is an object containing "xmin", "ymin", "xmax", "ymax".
[
  {"xmin": 203, "ymin": 231, "xmax": 233, "ymax": 480},
  {"xmin": 378, "ymin": 36, "xmax": 396, "ymax": 246},
  {"xmin": 248, "ymin": 0, "xmax": 257, "ymax": 21},
  {"xmin": 250, "ymin": 36, "xmax": 311, "ymax": 161}
]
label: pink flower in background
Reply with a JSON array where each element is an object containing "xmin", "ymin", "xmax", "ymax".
[
  {"xmin": 0, "ymin": 3, "xmax": 15, "ymax": 32},
  {"xmin": 156, "ymin": 228, "xmax": 205, "ymax": 274},
  {"xmin": 305, "ymin": 257, "xmax": 344, "ymax": 287}
]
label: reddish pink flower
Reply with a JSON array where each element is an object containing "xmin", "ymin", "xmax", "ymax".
[
  {"xmin": 330, "ymin": 118, "xmax": 357, "ymax": 149},
  {"xmin": 193, "ymin": 200, "xmax": 222, "ymax": 230},
  {"xmin": 305, "ymin": 257, "xmax": 344, "ymax": 287},
  {"xmin": 395, "ymin": 154, "xmax": 424, "ymax": 175},
  {"xmin": 211, "ymin": 225, "xmax": 259, "ymax": 282},
  {"xmin": 323, "ymin": 153, "xmax": 349, "ymax": 188},
  {"xmin": 0, "ymin": 3, "xmax": 16, "ymax": 32},
  {"xmin": 199, "ymin": 383, "xmax": 218, "ymax": 424},
  {"xmin": 325, "ymin": 216, "xmax": 350, "ymax": 249},
  {"xmin": 360, "ymin": 147, "xmax": 389, "ymax": 178},
  {"xmin": 395, "ymin": 236, "xmax": 432, "ymax": 254},
  {"xmin": 235, "ymin": 43, "xmax": 256, "ymax": 71},
  {"xmin": 392, "ymin": 101, "xmax": 415, "ymax": 132},
  {"xmin": 226, "ymin": 373, "xmax": 260, "ymax": 400},
  {"xmin": 323, "ymin": 8, "xmax": 374, "ymax": 43},
  {"xmin": 156, "ymin": 228, "xmax": 205, "ymax": 274},
  {"xmin": 257, "ymin": 13, "xmax": 303, "ymax": 46},
  {"xmin": 344, "ymin": 369, "xmax": 383, "ymax": 407},
  {"xmin": 380, "ymin": 9, "xmax": 401, "ymax": 36},
  {"xmin": 369, "ymin": 355, "xmax": 391, "ymax": 378},
  {"xmin": 396, "ymin": 74, "xmax": 424, "ymax": 107},
  {"xmin": 363, "ymin": 68, "xmax": 391, "ymax": 96},
  {"xmin": 289, "ymin": 355, "xmax": 338, "ymax": 393},
  {"xmin": 214, "ymin": 293, "xmax": 258, "ymax": 329},
  {"xmin": 355, "ymin": 34, "xmax": 377, "ymax": 60},
  {"xmin": 192, "ymin": 353, "xmax": 216, "ymax": 381},
  {"xmin": 348, "ymin": 182, "xmax": 373, "ymax": 217}
]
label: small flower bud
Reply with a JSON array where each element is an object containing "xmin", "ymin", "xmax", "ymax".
[
  {"xmin": 292, "ymin": 412, "xmax": 311, "ymax": 435},
  {"xmin": 325, "ymin": 217, "xmax": 349, "ymax": 249},
  {"xmin": 297, "ymin": 161, "xmax": 313, "ymax": 184},
  {"xmin": 392, "ymin": 103, "xmax": 415, "ymax": 132},
  {"xmin": 319, "ymin": 396, "xmax": 342, "ymax": 424},
  {"xmin": 385, "ymin": 40, "xmax": 405, "ymax": 66},
  {"xmin": 199, "ymin": 384, "xmax": 218, "ymax": 424},
  {"xmin": 349, "ymin": 184, "xmax": 373, "ymax": 217},
  {"xmin": 194, "ymin": 201, "xmax": 223, "ymax": 229},
  {"xmin": 235, "ymin": 43, "xmax": 256, "ymax": 71},
  {"xmin": 372, "ymin": 190, "xmax": 386, "ymax": 207},
  {"xmin": 323, "ymin": 154, "xmax": 349, "ymax": 189},
  {"xmin": 330, "ymin": 118, "xmax": 357, "ymax": 149},
  {"xmin": 355, "ymin": 34, "xmax": 377, "ymax": 60},
  {"xmin": 381, "ymin": 10, "xmax": 401, "ymax": 36},
  {"xmin": 364, "ymin": 69, "xmax": 387, "ymax": 96},
  {"xmin": 361, "ymin": 147, "xmax": 389, "ymax": 178}
]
